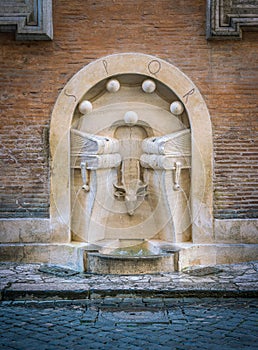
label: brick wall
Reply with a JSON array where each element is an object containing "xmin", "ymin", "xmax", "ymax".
[{"xmin": 0, "ymin": 0, "xmax": 257, "ymax": 219}]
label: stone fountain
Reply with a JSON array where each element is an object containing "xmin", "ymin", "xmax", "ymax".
[
  {"xmin": 69, "ymin": 72, "xmax": 191, "ymax": 273},
  {"xmin": 50, "ymin": 53, "xmax": 214, "ymax": 273}
]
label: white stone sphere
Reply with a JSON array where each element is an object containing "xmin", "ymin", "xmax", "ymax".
[
  {"xmin": 142, "ymin": 79, "xmax": 156, "ymax": 93},
  {"xmin": 170, "ymin": 101, "xmax": 184, "ymax": 115},
  {"xmin": 124, "ymin": 111, "xmax": 138, "ymax": 125},
  {"xmin": 78, "ymin": 100, "xmax": 93, "ymax": 114},
  {"xmin": 106, "ymin": 79, "xmax": 120, "ymax": 93}
]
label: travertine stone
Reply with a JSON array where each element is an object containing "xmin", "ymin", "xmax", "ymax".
[
  {"xmin": 72, "ymin": 95, "xmax": 191, "ymax": 240},
  {"xmin": 0, "ymin": 219, "xmax": 50, "ymax": 243},
  {"xmin": 0, "ymin": 243, "xmax": 87, "ymax": 271},
  {"xmin": 215, "ymin": 219, "xmax": 258, "ymax": 244},
  {"xmin": 87, "ymin": 253, "xmax": 175, "ymax": 274},
  {"xmin": 50, "ymin": 53, "xmax": 213, "ymax": 247},
  {"xmin": 178, "ymin": 244, "xmax": 217, "ymax": 269},
  {"xmin": 215, "ymin": 244, "xmax": 258, "ymax": 265},
  {"xmin": 0, "ymin": 242, "xmax": 257, "ymax": 274},
  {"xmin": 142, "ymin": 129, "xmax": 190, "ymax": 155},
  {"xmin": 177, "ymin": 243, "xmax": 258, "ymax": 270}
]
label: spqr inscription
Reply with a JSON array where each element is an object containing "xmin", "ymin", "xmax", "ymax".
[
  {"xmin": 148, "ymin": 60, "xmax": 161, "ymax": 76},
  {"xmin": 183, "ymin": 88, "xmax": 195, "ymax": 104},
  {"xmin": 64, "ymin": 89, "xmax": 77, "ymax": 102},
  {"xmin": 102, "ymin": 60, "xmax": 108, "ymax": 75}
]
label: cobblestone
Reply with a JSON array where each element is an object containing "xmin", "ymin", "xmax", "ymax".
[
  {"xmin": 0, "ymin": 262, "xmax": 257, "ymax": 348},
  {"xmin": 1, "ymin": 297, "xmax": 256, "ymax": 349}
]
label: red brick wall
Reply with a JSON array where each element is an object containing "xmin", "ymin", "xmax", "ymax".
[{"xmin": 0, "ymin": 0, "xmax": 257, "ymax": 219}]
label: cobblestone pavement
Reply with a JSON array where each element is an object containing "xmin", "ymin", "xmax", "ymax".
[
  {"xmin": 0, "ymin": 298, "xmax": 257, "ymax": 350},
  {"xmin": 0, "ymin": 261, "xmax": 258, "ymax": 300}
]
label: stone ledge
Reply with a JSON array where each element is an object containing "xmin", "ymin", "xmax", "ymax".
[
  {"xmin": 178, "ymin": 243, "xmax": 258, "ymax": 269},
  {"xmin": 2, "ymin": 288, "xmax": 257, "ymax": 301},
  {"xmin": 1, "ymin": 218, "xmax": 257, "ymax": 244},
  {"xmin": 0, "ymin": 242, "xmax": 257, "ymax": 273},
  {"xmin": 0, "ymin": 243, "xmax": 86, "ymax": 271},
  {"xmin": 0, "ymin": 261, "xmax": 257, "ymax": 301}
]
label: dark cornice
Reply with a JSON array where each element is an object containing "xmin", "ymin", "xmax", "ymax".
[
  {"xmin": 0, "ymin": 0, "xmax": 53, "ymax": 40},
  {"xmin": 207, "ymin": 0, "xmax": 258, "ymax": 39}
]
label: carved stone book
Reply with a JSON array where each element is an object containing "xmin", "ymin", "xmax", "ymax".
[
  {"xmin": 140, "ymin": 154, "xmax": 191, "ymax": 170},
  {"xmin": 142, "ymin": 129, "xmax": 191, "ymax": 155},
  {"xmin": 80, "ymin": 154, "xmax": 121, "ymax": 170},
  {"xmin": 71, "ymin": 129, "xmax": 120, "ymax": 155}
]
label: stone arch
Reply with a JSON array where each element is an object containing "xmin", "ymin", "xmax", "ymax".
[{"xmin": 50, "ymin": 53, "xmax": 213, "ymax": 243}]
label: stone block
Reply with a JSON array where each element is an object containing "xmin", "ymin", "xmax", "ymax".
[
  {"xmin": 0, "ymin": 244, "xmax": 24, "ymax": 262},
  {"xmin": 22, "ymin": 245, "xmax": 50, "ymax": 263},
  {"xmin": 0, "ymin": 219, "xmax": 50, "ymax": 243},
  {"xmin": 215, "ymin": 244, "xmax": 258, "ymax": 265},
  {"xmin": 215, "ymin": 219, "xmax": 258, "ymax": 244},
  {"xmin": 49, "ymin": 244, "xmax": 85, "ymax": 271},
  {"xmin": 86, "ymin": 252, "xmax": 175, "ymax": 274}
]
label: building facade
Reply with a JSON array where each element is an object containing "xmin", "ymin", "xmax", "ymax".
[{"xmin": 0, "ymin": 0, "xmax": 257, "ymax": 271}]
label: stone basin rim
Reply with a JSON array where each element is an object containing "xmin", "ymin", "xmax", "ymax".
[{"xmin": 87, "ymin": 252, "xmax": 174, "ymax": 260}]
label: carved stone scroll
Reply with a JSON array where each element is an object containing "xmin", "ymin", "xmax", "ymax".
[
  {"xmin": 207, "ymin": 0, "xmax": 258, "ymax": 39},
  {"xmin": 0, "ymin": 0, "xmax": 53, "ymax": 40}
]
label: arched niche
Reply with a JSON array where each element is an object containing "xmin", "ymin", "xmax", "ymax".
[{"xmin": 50, "ymin": 53, "xmax": 213, "ymax": 244}]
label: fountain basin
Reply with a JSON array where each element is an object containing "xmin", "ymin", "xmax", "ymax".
[{"xmin": 84, "ymin": 240, "xmax": 179, "ymax": 274}]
